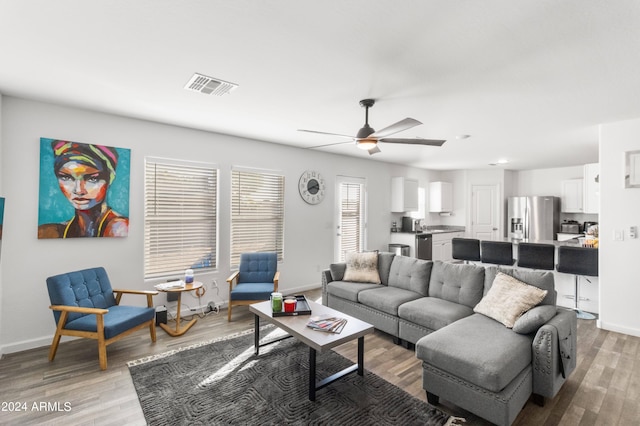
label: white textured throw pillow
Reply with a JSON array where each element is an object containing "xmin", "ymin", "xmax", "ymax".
[
  {"xmin": 473, "ymin": 272, "xmax": 548, "ymax": 328},
  {"xmin": 343, "ymin": 252, "xmax": 381, "ymax": 284}
]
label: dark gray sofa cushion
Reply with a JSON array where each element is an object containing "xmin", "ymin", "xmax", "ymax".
[
  {"xmin": 358, "ymin": 286, "xmax": 422, "ymax": 316},
  {"xmin": 387, "ymin": 257, "xmax": 432, "ymax": 296},
  {"xmin": 329, "ymin": 263, "xmax": 347, "ymax": 281},
  {"xmin": 398, "ymin": 297, "xmax": 474, "ymax": 331},
  {"xmin": 484, "ymin": 266, "xmax": 557, "ymax": 305},
  {"xmin": 377, "ymin": 252, "xmax": 396, "ymax": 285},
  {"xmin": 428, "ymin": 261, "xmax": 485, "ymax": 308},
  {"xmin": 326, "ymin": 281, "xmax": 381, "ymax": 302},
  {"xmin": 416, "ymin": 313, "xmax": 533, "ymax": 393}
]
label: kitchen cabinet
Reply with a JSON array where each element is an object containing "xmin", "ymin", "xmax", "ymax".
[
  {"xmin": 391, "ymin": 177, "xmax": 419, "ymax": 212},
  {"xmin": 583, "ymin": 163, "xmax": 600, "ymax": 214},
  {"xmin": 431, "ymin": 231, "xmax": 464, "ymax": 262},
  {"xmin": 429, "ymin": 181, "xmax": 453, "ymax": 213},
  {"xmin": 561, "ymin": 179, "xmax": 583, "ymax": 213}
]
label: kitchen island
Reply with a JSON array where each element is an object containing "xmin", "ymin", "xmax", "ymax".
[
  {"xmin": 389, "ymin": 227, "xmax": 465, "ymax": 261},
  {"xmin": 482, "ymin": 236, "xmax": 599, "ymax": 315}
]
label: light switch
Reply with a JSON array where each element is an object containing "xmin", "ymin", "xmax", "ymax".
[{"xmin": 614, "ymin": 229, "xmax": 624, "ymax": 241}]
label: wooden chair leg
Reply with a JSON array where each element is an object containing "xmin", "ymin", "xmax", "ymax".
[
  {"xmin": 227, "ymin": 302, "xmax": 233, "ymax": 322},
  {"xmin": 149, "ymin": 321, "xmax": 156, "ymax": 342},
  {"xmin": 49, "ymin": 311, "xmax": 68, "ymax": 362},
  {"xmin": 97, "ymin": 315, "xmax": 107, "ymax": 370},
  {"xmin": 48, "ymin": 332, "xmax": 62, "ymax": 362}
]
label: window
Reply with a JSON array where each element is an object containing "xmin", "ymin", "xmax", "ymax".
[
  {"xmin": 337, "ymin": 177, "xmax": 366, "ymax": 261},
  {"xmin": 144, "ymin": 158, "xmax": 218, "ymax": 279},
  {"xmin": 231, "ymin": 168, "xmax": 284, "ymax": 266}
]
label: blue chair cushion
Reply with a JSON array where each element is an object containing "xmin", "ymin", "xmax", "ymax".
[
  {"xmin": 238, "ymin": 252, "xmax": 277, "ymax": 284},
  {"xmin": 47, "ymin": 267, "xmax": 117, "ymax": 324},
  {"xmin": 65, "ymin": 305, "xmax": 155, "ymax": 340},
  {"xmin": 230, "ymin": 282, "xmax": 275, "ymax": 301}
]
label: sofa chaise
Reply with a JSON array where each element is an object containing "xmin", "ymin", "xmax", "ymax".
[{"xmin": 321, "ymin": 252, "xmax": 576, "ymax": 426}]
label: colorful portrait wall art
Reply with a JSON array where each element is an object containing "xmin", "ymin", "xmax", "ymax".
[{"xmin": 38, "ymin": 138, "xmax": 131, "ymax": 239}]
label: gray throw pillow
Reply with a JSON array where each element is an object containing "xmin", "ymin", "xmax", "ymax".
[{"xmin": 512, "ymin": 305, "xmax": 557, "ymax": 334}]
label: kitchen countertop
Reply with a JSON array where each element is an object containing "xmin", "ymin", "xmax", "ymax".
[
  {"xmin": 391, "ymin": 226, "xmax": 465, "ymax": 236},
  {"xmin": 496, "ymin": 237, "xmax": 586, "ymax": 247}
]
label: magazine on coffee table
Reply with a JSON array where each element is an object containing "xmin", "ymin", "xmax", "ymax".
[{"xmin": 306, "ymin": 314, "xmax": 348, "ymax": 334}]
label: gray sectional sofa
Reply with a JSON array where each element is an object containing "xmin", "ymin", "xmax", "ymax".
[{"xmin": 321, "ymin": 252, "xmax": 577, "ymax": 426}]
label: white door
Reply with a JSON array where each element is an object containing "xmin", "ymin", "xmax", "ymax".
[
  {"xmin": 470, "ymin": 184, "xmax": 499, "ymax": 240},
  {"xmin": 334, "ymin": 176, "xmax": 366, "ymax": 262}
]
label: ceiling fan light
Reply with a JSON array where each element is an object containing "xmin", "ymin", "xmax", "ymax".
[{"xmin": 357, "ymin": 139, "xmax": 377, "ymax": 150}]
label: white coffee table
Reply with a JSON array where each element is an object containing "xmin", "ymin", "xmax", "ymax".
[{"xmin": 249, "ymin": 299, "xmax": 374, "ymax": 401}]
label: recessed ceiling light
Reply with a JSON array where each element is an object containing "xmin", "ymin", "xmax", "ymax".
[{"xmin": 456, "ymin": 134, "xmax": 471, "ymax": 140}]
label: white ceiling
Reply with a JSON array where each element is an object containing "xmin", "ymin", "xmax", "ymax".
[{"xmin": 2, "ymin": 1, "xmax": 640, "ymax": 170}]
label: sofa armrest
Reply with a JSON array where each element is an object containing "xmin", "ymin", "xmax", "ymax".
[
  {"xmin": 531, "ymin": 307, "xmax": 577, "ymax": 398},
  {"xmin": 321, "ymin": 269, "xmax": 333, "ymax": 305}
]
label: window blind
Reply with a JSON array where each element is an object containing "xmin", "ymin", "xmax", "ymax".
[
  {"xmin": 144, "ymin": 159, "xmax": 218, "ymax": 279},
  {"xmin": 231, "ymin": 169, "xmax": 284, "ymax": 266},
  {"xmin": 339, "ymin": 181, "xmax": 362, "ymax": 261}
]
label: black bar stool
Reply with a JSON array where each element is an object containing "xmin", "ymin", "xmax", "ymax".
[
  {"xmin": 452, "ymin": 238, "xmax": 481, "ymax": 264},
  {"xmin": 480, "ymin": 241, "xmax": 515, "ymax": 266},
  {"xmin": 556, "ymin": 246, "xmax": 598, "ymax": 320},
  {"xmin": 517, "ymin": 243, "xmax": 555, "ymax": 270}
]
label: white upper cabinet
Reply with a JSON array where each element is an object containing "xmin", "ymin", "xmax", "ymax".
[
  {"xmin": 561, "ymin": 178, "xmax": 584, "ymax": 213},
  {"xmin": 429, "ymin": 181, "xmax": 453, "ymax": 213},
  {"xmin": 583, "ymin": 163, "xmax": 600, "ymax": 214},
  {"xmin": 391, "ymin": 177, "xmax": 419, "ymax": 212}
]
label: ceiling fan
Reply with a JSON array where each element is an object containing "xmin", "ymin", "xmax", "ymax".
[{"xmin": 299, "ymin": 99, "xmax": 446, "ymax": 155}]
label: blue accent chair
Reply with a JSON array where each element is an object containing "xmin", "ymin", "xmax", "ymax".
[
  {"xmin": 227, "ymin": 252, "xmax": 279, "ymax": 321},
  {"xmin": 46, "ymin": 267, "xmax": 158, "ymax": 370}
]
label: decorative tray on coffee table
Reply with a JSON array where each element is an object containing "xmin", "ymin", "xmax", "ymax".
[{"xmin": 272, "ymin": 295, "xmax": 312, "ymax": 317}]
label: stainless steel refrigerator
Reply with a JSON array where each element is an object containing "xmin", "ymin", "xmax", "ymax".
[{"xmin": 507, "ymin": 196, "xmax": 560, "ymax": 241}]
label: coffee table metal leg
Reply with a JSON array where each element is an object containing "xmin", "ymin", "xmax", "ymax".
[
  {"xmin": 254, "ymin": 314, "xmax": 260, "ymax": 356},
  {"xmin": 309, "ymin": 347, "xmax": 317, "ymax": 401},
  {"xmin": 357, "ymin": 336, "xmax": 364, "ymax": 376}
]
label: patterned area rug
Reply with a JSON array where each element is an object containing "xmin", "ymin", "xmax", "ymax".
[{"xmin": 128, "ymin": 328, "xmax": 464, "ymax": 426}]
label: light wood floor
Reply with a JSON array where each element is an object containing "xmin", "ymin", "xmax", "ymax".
[{"xmin": 1, "ymin": 288, "xmax": 638, "ymax": 425}]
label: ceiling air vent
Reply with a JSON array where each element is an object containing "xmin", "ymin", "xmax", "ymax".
[{"xmin": 184, "ymin": 73, "xmax": 238, "ymax": 96}]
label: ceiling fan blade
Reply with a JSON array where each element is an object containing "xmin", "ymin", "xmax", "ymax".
[
  {"xmin": 298, "ymin": 129, "xmax": 355, "ymax": 139},
  {"xmin": 306, "ymin": 140, "xmax": 354, "ymax": 149},
  {"xmin": 369, "ymin": 118, "xmax": 422, "ymax": 139},
  {"xmin": 368, "ymin": 145, "xmax": 381, "ymax": 155},
  {"xmin": 379, "ymin": 137, "xmax": 446, "ymax": 147}
]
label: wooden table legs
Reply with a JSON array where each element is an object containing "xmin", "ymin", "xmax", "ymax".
[{"xmin": 159, "ymin": 291, "xmax": 197, "ymax": 337}]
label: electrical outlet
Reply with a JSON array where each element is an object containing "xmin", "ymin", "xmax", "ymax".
[
  {"xmin": 630, "ymin": 226, "xmax": 637, "ymax": 239},
  {"xmin": 614, "ymin": 229, "xmax": 624, "ymax": 241}
]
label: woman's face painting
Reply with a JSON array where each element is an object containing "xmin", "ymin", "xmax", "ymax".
[{"xmin": 56, "ymin": 161, "xmax": 108, "ymax": 210}]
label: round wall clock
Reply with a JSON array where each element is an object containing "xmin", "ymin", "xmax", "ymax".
[{"xmin": 298, "ymin": 170, "xmax": 326, "ymax": 205}]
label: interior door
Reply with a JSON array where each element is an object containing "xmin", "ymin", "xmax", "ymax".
[
  {"xmin": 334, "ymin": 176, "xmax": 366, "ymax": 262},
  {"xmin": 470, "ymin": 184, "xmax": 499, "ymax": 240}
]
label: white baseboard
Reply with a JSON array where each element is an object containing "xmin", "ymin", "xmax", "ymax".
[
  {"xmin": 1, "ymin": 334, "xmax": 77, "ymax": 356},
  {"xmin": 598, "ymin": 319, "xmax": 640, "ymax": 338}
]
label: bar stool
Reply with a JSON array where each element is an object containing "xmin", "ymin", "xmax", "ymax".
[
  {"xmin": 556, "ymin": 246, "xmax": 598, "ymax": 320},
  {"xmin": 480, "ymin": 241, "xmax": 515, "ymax": 266},
  {"xmin": 452, "ymin": 238, "xmax": 481, "ymax": 264},
  {"xmin": 517, "ymin": 243, "xmax": 555, "ymax": 270}
]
